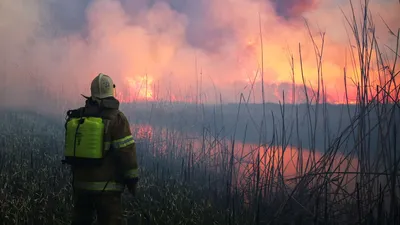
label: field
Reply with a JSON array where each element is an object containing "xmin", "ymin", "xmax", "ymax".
[
  {"xmin": 1, "ymin": 1, "xmax": 400, "ymax": 225},
  {"xmin": 1, "ymin": 97, "xmax": 399, "ymax": 225}
]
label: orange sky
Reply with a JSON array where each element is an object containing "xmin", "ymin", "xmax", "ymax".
[{"xmin": 0, "ymin": 0, "xmax": 399, "ymax": 108}]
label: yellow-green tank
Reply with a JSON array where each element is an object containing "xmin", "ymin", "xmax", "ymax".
[{"xmin": 65, "ymin": 117, "xmax": 105, "ymax": 159}]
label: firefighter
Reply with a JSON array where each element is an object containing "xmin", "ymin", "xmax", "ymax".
[{"xmin": 63, "ymin": 73, "xmax": 139, "ymax": 225}]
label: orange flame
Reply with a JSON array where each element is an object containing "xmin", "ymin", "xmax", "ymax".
[{"xmin": 115, "ymin": 75, "xmax": 154, "ymax": 102}]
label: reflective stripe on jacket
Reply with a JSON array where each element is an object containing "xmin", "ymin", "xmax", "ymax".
[
  {"xmin": 104, "ymin": 135, "xmax": 135, "ymax": 151},
  {"xmin": 111, "ymin": 135, "xmax": 135, "ymax": 149}
]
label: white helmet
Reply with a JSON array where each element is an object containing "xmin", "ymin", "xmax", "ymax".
[{"xmin": 90, "ymin": 73, "xmax": 115, "ymax": 99}]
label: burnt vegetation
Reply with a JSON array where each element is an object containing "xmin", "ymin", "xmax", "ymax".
[{"xmin": 0, "ymin": 1, "xmax": 399, "ymax": 224}]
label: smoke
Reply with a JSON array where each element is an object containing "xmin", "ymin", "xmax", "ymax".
[
  {"xmin": 267, "ymin": 0, "xmax": 319, "ymax": 18},
  {"xmin": 0, "ymin": 0, "xmax": 399, "ymax": 111}
]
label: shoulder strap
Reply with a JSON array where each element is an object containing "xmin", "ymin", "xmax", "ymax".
[
  {"xmin": 64, "ymin": 108, "xmax": 84, "ymax": 130},
  {"xmin": 66, "ymin": 108, "xmax": 84, "ymax": 119}
]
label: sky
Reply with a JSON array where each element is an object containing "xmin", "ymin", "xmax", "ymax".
[{"xmin": 0, "ymin": 0, "xmax": 399, "ymax": 108}]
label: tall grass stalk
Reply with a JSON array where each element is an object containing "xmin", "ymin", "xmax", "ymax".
[{"xmin": 0, "ymin": 1, "xmax": 399, "ymax": 224}]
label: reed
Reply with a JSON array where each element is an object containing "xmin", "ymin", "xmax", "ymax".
[{"xmin": 0, "ymin": 0, "xmax": 398, "ymax": 224}]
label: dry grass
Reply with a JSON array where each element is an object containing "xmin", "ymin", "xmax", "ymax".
[{"xmin": 0, "ymin": 1, "xmax": 399, "ymax": 224}]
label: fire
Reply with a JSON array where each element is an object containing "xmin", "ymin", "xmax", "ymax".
[
  {"xmin": 126, "ymin": 76, "xmax": 154, "ymax": 99},
  {"xmin": 237, "ymin": 35, "xmax": 398, "ymax": 105},
  {"xmin": 116, "ymin": 75, "xmax": 154, "ymax": 102},
  {"xmin": 1, "ymin": 0, "xmax": 399, "ymax": 108},
  {"xmin": 112, "ymin": 34, "xmax": 398, "ymax": 105}
]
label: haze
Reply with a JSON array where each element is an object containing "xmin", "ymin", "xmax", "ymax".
[{"xmin": 0, "ymin": 0, "xmax": 399, "ymax": 110}]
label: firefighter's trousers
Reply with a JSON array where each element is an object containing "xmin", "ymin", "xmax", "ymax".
[{"xmin": 71, "ymin": 191, "xmax": 124, "ymax": 225}]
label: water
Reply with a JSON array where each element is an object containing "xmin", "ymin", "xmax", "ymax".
[{"xmin": 130, "ymin": 123, "xmax": 360, "ymax": 194}]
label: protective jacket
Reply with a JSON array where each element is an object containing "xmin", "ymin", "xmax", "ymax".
[{"xmin": 63, "ymin": 97, "xmax": 139, "ymax": 193}]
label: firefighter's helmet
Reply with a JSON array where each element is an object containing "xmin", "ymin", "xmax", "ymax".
[{"xmin": 90, "ymin": 73, "xmax": 115, "ymax": 99}]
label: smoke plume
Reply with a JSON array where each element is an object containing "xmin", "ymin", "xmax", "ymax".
[{"xmin": 0, "ymin": 0, "xmax": 399, "ymax": 110}]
